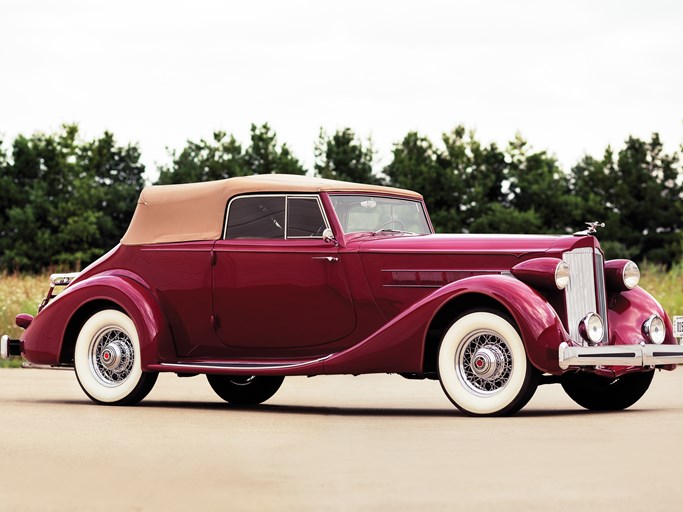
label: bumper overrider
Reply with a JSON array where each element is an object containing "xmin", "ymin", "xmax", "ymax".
[{"xmin": 559, "ymin": 342, "xmax": 683, "ymax": 370}]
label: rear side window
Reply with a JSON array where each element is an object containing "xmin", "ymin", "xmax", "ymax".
[
  {"xmin": 224, "ymin": 195, "xmax": 328, "ymax": 239},
  {"xmin": 225, "ymin": 196, "xmax": 285, "ymax": 239}
]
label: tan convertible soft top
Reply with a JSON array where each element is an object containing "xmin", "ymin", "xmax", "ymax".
[{"xmin": 121, "ymin": 174, "xmax": 422, "ymax": 245}]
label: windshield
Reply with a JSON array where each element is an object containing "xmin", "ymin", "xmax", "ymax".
[{"xmin": 330, "ymin": 195, "xmax": 431, "ymax": 234}]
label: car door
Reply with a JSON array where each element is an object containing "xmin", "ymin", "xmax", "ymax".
[{"xmin": 212, "ymin": 194, "xmax": 357, "ymax": 351}]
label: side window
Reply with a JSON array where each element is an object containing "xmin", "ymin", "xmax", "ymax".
[
  {"xmin": 287, "ymin": 197, "xmax": 326, "ymax": 237},
  {"xmin": 225, "ymin": 196, "xmax": 285, "ymax": 239}
]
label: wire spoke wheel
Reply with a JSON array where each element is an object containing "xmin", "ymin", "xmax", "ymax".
[
  {"xmin": 457, "ymin": 330, "xmax": 513, "ymax": 395},
  {"xmin": 89, "ymin": 328, "xmax": 135, "ymax": 387},
  {"xmin": 438, "ymin": 311, "xmax": 539, "ymax": 416},
  {"xmin": 74, "ymin": 309, "xmax": 157, "ymax": 406}
]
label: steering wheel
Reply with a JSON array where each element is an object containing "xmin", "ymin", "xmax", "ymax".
[{"xmin": 374, "ymin": 219, "xmax": 405, "ymax": 231}]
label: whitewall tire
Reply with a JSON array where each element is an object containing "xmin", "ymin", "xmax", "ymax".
[
  {"xmin": 74, "ymin": 309, "xmax": 157, "ymax": 405},
  {"xmin": 438, "ymin": 311, "xmax": 539, "ymax": 416}
]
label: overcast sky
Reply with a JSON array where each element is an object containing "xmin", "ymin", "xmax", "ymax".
[{"xmin": 1, "ymin": 0, "xmax": 681, "ymax": 181}]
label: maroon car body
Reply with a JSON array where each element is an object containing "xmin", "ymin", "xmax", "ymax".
[{"xmin": 2, "ymin": 174, "xmax": 682, "ymax": 415}]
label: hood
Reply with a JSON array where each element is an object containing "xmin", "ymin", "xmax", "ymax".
[{"xmin": 351, "ymin": 233, "xmax": 597, "ymax": 258}]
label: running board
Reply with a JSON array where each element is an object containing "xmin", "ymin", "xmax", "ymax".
[{"xmin": 148, "ymin": 354, "xmax": 333, "ymax": 374}]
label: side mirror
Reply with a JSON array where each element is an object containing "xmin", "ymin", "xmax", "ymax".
[{"xmin": 322, "ymin": 228, "xmax": 338, "ymax": 247}]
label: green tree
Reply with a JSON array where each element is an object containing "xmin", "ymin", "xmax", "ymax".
[
  {"xmin": 440, "ymin": 126, "xmax": 511, "ymax": 232},
  {"xmin": 157, "ymin": 124, "xmax": 305, "ymax": 185},
  {"xmin": 384, "ymin": 131, "xmax": 463, "ymax": 232},
  {"xmin": 314, "ymin": 128, "xmax": 380, "ymax": 184},
  {"xmin": 82, "ymin": 132, "xmax": 146, "ymax": 251},
  {"xmin": 244, "ymin": 123, "xmax": 305, "ymax": 175},
  {"xmin": 157, "ymin": 131, "xmax": 246, "ymax": 184},
  {"xmin": 504, "ymin": 135, "xmax": 575, "ymax": 234},
  {"xmin": 0, "ymin": 125, "xmax": 145, "ymax": 272},
  {"xmin": 571, "ymin": 134, "xmax": 683, "ymax": 264}
]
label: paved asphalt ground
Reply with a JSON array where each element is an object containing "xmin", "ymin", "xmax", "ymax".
[{"xmin": 1, "ymin": 367, "xmax": 683, "ymax": 512}]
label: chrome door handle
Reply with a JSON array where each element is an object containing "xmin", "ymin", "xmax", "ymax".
[{"xmin": 312, "ymin": 256, "xmax": 338, "ymax": 262}]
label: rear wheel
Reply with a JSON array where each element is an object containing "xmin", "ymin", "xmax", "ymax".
[
  {"xmin": 438, "ymin": 311, "xmax": 540, "ymax": 416},
  {"xmin": 74, "ymin": 309, "xmax": 157, "ymax": 405},
  {"xmin": 561, "ymin": 371, "xmax": 654, "ymax": 411},
  {"xmin": 207, "ymin": 375, "xmax": 284, "ymax": 405}
]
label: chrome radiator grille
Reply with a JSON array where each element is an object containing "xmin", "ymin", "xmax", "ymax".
[{"xmin": 562, "ymin": 248, "xmax": 608, "ymax": 345}]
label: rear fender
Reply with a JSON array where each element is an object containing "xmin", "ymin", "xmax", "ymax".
[{"xmin": 22, "ymin": 273, "xmax": 174, "ymax": 369}]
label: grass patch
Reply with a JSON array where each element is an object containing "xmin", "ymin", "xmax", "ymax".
[{"xmin": 639, "ymin": 261, "xmax": 683, "ymax": 316}]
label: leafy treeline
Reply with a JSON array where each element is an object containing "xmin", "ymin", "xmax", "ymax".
[{"xmin": 1, "ymin": 123, "xmax": 681, "ymax": 272}]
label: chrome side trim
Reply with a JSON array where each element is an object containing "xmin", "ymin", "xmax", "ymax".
[
  {"xmin": 558, "ymin": 341, "xmax": 683, "ymax": 369},
  {"xmin": 158, "ymin": 354, "xmax": 333, "ymax": 372},
  {"xmin": 380, "ymin": 269, "xmax": 504, "ymax": 273},
  {"xmin": 382, "ymin": 284, "xmax": 442, "ymax": 288},
  {"xmin": 20, "ymin": 363, "xmax": 74, "ymax": 370}
]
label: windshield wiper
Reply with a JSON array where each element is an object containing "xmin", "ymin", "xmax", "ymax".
[{"xmin": 371, "ymin": 229, "xmax": 416, "ymax": 236}]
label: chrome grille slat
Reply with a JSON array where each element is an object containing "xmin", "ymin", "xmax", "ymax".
[
  {"xmin": 594, "ymin": 250, "xmax": 609, "ymax": 343},
  {"xmin": 563, "ymin": 248, "xmax": 606, "ymax": 345}
]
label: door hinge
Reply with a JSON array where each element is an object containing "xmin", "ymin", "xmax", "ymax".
[
  {"xmin": 211, "ymin": 251, "xmax": 217, "ymax": 266},
  {"xmin": 211, "ymin": 315, "xmax": 220, "ymax": 329}
]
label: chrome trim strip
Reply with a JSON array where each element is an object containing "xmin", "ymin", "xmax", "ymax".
[
  {"xmin": 223, "ymin": 194, "xmax": 331, "ymax": 240},
  {"xmin": 381, "ymin": 269, "xmax": 502, "ymax": 273},
  {"xmin": 20, "ymin": 363, "xmax": 73, "ymax": 370},
  {"xmin": 158, "ymin": 354, "xmax": 332, "ymax": 372},
  {"xmin": 558, "ymin": 342, "xmax": 683, "ymax": 369},
  {"xmin": 382, "ymin": 284, "xmax": 442, "ymax": 288}
]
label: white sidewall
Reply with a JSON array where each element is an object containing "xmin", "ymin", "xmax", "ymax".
[
  {"xmin": 438, "ymin": 312, "xmax": 527, "ymax": 415},
  {"xmin": 74, "ymin": 310, "xmax": 143, "ymax": 403}
]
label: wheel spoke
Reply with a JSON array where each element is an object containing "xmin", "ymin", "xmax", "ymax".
[
  {"xmin": 89, "ymin": 328, "xmax": 135, "ymax": 387},
  {"xmin": 456, "ymin": 329, "xmax": 513, "ymax": 396}
]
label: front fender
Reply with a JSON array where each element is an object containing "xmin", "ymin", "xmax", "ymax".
[
  {"xmin": 323, "ymin": 275, "xmax": 569, "ymax": 375},
  {"xmin": 431, "ymin": 275, "xmax": 569, "ymax": 374},
  {"xmin": 608, "ymin": 286, "xmax": 677, "ymax": 347},
  {"xmin": 21, "ymin": 273, "xmax": 175, "ymax": 368}
]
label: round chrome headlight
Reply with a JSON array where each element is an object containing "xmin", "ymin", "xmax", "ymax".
[
  {"xmin": 554, "ymin": 261, "xmax": 570, "ymax": 290},
  {"xmin": 643, "ymin": 314, "xmax": 665, "ymax": 344},
  {"xmin": 623, "ymin": 261, "xmax": 640, "ymax": 289},
  {"xmin": 579, "ymin": 313, "xmax": 604, "ymax": 345}
]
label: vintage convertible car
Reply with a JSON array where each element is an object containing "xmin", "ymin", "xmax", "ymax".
[{"xmin": 2, "ymin": 174, "xmax": 682, "ymax": 415}]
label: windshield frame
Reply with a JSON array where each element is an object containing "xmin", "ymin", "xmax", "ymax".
[{"xmin": 328, "ymin": 193, "xmax": 433, "ymax": 236}]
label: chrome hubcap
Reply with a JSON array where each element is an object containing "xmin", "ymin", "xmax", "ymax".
[
  {"xmin": 456, "ymin": 330, "xmax": 513, "ymax": 396},
  {"xmin": 89, "ymin": 328, "xmax": 134, "ymax": 387}
]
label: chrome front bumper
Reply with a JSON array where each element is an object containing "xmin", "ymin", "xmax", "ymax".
[{"xmin": 559, "ymin": 341, "xmax": 683, "ymax": 370}]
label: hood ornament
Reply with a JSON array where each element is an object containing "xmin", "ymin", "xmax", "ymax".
[{"xmin": 574, "ymin": 221, "xmax": 605, "ymax": 237}]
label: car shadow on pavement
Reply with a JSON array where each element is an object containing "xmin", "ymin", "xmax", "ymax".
[{"xmin": 33, "ymin": 399, "xmax": 657, "ymax": 417}]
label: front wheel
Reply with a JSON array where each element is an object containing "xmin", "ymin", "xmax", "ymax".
[
  {"xmin": 438, "ymin": 311, "xmax": 540, "ymax": 416},
  {"xmin": 74, "ymin": 309, "xmax": 157, "ymax": 405},
  {"xmin": 207, "ymin": 375, "xmax": 284, "ymax": 405},
  {"xmin": 561, "ymin": 371, "xmax": 654, "ymax": 411}
]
